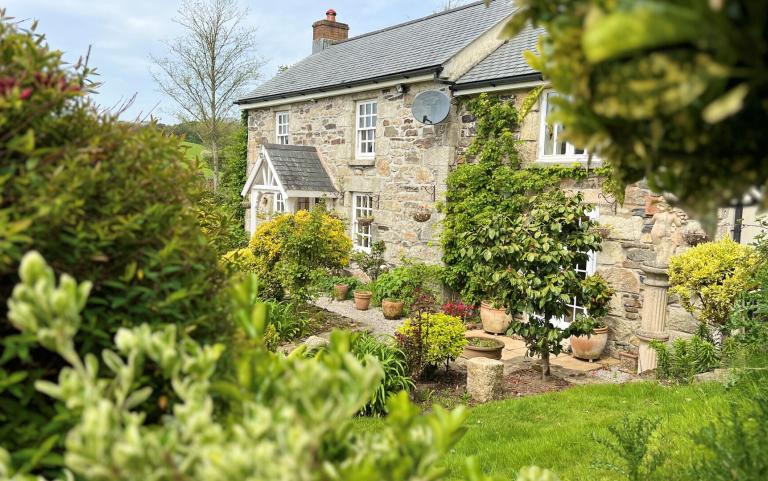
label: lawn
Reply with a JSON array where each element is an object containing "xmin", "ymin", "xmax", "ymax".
[{"xmin": 356, "ymin": 381, "xmax": 731, "ymax": 481}]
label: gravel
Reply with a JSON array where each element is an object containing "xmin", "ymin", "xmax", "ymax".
[{"xmin": 313, "ymin": 296, "xmax": 404, "ymax": 336}]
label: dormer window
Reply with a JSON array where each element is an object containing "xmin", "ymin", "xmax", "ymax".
[
  {"xmin": 276, "ymin": 111, "xmax": 290, "ymax": 145},
  {"xmin": 538, "ymin": 91, "xmax": 588, "ymax": 162},
  {"xmin": 356, "ymin": 100, "xmax": 377, "ymax": 158}
]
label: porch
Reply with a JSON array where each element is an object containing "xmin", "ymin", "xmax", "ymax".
[{"xmin": 242, "ymin": 143, "xmax": 338, "ymax": 235}]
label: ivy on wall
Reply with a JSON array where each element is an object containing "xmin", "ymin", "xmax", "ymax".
[{"xmin": 441, "ymin": 93, "xmax": 611, "ymax": 304}]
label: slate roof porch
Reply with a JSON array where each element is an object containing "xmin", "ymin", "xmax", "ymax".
[{"xmin": 242, "ymin": 144, "xmax": 338, "ymax": 234}]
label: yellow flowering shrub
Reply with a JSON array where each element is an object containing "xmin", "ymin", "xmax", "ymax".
[
  {"xmin": 396, "ymin": 313, "xmax": 467, "ymax": 374},
  {"xmin": 669, "ymin": 238, "xmax": 759, "ymax": 326},
  {"xmin": 224, "ymin": 206, "xmax": 352, "ymax": 299}
]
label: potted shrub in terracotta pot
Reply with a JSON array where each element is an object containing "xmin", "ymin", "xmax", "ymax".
[
  {"xmin": 463, "ymin": 336, "xmax": 504, "ymax": 360},
  {"xmin": 333, "ymin": 283, "xmax": 350, "ymax": 301},
  {"xmin": 479, "ymin": 300, "xmax": 512, "ymax": 334},
  {"xmin": 569, "ymin": 273, "xmax": 616, "ymax": 361},
  {"xmin": 381, "ymin": 299, "xmax": 405, "ymax": 319},
  {"xmin": 354, "ymin": 289, "xmax": 373, "ymax": 311},
  {"xmin": 570, "ymin": 318, "xmax": 609, "ymax": 361},
  {"xmin": 372, "ymin": 265, "xmax": 422, "ymax": 320}
]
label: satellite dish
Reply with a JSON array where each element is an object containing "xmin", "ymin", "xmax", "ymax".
[{"xmin": 412, "ymin": 90, "xmax": 451, "ymax": 125}]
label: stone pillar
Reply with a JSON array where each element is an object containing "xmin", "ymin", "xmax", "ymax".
[
  {"xmin": 637, "ymin": 263, "xmax": 671, "ymax": 373},
  {"xmin": 467, "ymin": 357, "xmax": 504, "ymax": 403}
]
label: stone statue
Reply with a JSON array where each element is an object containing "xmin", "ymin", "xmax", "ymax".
[{"xmin": 649, "ymin": 203, "xmax": 682, "ymax": 267}]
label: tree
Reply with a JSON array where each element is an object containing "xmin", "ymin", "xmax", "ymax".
[
  {"xmin": 151, "ymin": 0, "xmax": 262, "ymax": 191},
  {"xmin": 472, "ymin": 190, "xmax": 607, "ymax": 379},
  {"xmin": 501, "ymin": 0, "xmax": 768, "ymax": 228}
]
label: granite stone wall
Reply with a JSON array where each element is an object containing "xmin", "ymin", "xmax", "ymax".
[
  {"xmin": 246, "ymin": 84, "xmax": 733, "ymax": 357},
  {"xmin": 246, "ymin": 80, "xmax": 457, "ymax": 263}
]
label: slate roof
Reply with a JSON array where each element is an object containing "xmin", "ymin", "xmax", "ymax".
[
  {"xmin": 237, "ymin": 0, "xmax": 516, "ymax": 104},
  {"xmin": 455, "ymin": 24, "xmax": 544, "ymax": 86},
  {"xmin": 264, "ymin": 144, "xmax": 336, "ymax": 193}
]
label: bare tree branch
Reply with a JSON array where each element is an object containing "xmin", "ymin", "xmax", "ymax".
[{"xmin": 151, "ymin": 0, "xmax": 263, "ymax": 191}]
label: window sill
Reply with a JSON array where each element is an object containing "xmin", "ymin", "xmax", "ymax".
[
  {"xmin": 528, "ymin": 158, "xmax": 603, "ymax": 169},
  {"xmin": 350, "ymin": 157, "xmax": 376, "ymax": 167}
]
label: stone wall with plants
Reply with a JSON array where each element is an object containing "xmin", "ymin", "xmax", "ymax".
[
  {"xmin": 454, "ymin": 91, "xmax": 735, "ymax": 357},
  {"xmin": 246, "ymin": 80, "xmax": 459, "ymax": 263}
]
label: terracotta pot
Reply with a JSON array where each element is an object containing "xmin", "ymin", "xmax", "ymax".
[
  {"xmin": 354, "ymin": 291, "xmax": 372, "ymax": 311},
  {"xmin": 381, "ymin": 299, "xmax": 404, "ymax": 319},
  {"xmin": 570, "ymin": 326, "xmax": 609, "ymax": 361},
  {"xmin": 480, "ymin": 301, "xmax": 512, "ymax": 334},
  {"xmin": 333, "ymin": 284, "xmax": 349, "ymax": 301},
  {"xmin": 463, "ymin": 336, "xmax": 504, "ymax": 360}
]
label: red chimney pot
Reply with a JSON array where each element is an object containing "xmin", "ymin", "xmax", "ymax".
[{"xmin": 326, "ymin": 9, "xmax": 337, "ymax": 21}]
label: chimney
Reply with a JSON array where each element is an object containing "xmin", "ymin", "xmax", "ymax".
[{"xmin": 312, "ymin": 9, "xmax": 349, "ymax": 53}]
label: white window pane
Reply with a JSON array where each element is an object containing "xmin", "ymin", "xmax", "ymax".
[{"xmin": 371, "ymin": 102, "xmax": 377, "ymax": 115}]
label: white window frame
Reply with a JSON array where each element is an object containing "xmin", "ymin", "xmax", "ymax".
[
  {"xmin": 275, "ymin": 111, "xmax": 289, "ymax": 145},
  {"xmin": 351, "ymin": 193, "xmax": 374, "ymax": 252},
  {"xmin": 274, "ymin": 192, "xmax": 285, "ymax": 213},
  {"xmin": 355, "ymin": 100, "xmax": 377, "ymax": 159},
  {"xmin": 538, "ymin": 90, "xmax": 589, "ymax": 163}
]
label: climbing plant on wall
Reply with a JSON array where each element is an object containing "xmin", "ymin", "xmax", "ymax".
[
  {"xmin": 500, "ymin": 0, "xmax": 768, "ymax": 229},
  {"xmin": 441, "ymin": 93, "xmax": 609, "ymax": 304}
]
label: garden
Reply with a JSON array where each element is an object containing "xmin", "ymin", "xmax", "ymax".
[{"xmin": 2, "ymin": 3, "xmax": 768, "ymax": 481}]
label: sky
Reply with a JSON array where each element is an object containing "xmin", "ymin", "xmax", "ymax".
[{"xmin": 4, "ymin": 0, "xmax": 463, "ymax": 123}]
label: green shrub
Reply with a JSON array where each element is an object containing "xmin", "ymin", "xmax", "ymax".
[
  {"xmin": 592, "ymin": 415, "xmax": 667, "ymax": 481},
  {"xmin": 373, "ymin": 261, "xmax": 443, "ymax": 309},
  {"xmin": 396, "ymin": 313, "xmax": 467, "ymax": 376},
  {"xmin": 0, "ymin": 18, "xmax": 231, "ymax": 473},
  {"xmin": 669, "ymin": 238, "xmax": 759, "ymax": 327},
  {"xmin": 225, "ymin": 205, "xmax": 352, "ymax": 300},
  {"xmin": 349, "ymin": 332, "xmax": 414, "ymax": 416},
  {"xmin": 1, "ymin": 252, "xmax": 478, "ymax": 481},
  {"xmin": 351, "ymin": 240, "xmax": 386, "ymax": 281},
  {"xmin": 651, "ymin": 334, "xmax": 720, "ymax": 383}
]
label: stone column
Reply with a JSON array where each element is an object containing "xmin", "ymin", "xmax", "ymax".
[{"xmin": 637, "ymin": 263, "xmax": 671, "ymax": 373}]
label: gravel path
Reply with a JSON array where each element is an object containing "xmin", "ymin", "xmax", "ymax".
[{"xmin": 313, "ymin": 297, "xmax": 404, "ymax": 336}]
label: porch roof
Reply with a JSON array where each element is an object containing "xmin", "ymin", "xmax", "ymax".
[{"xmin": 246, "ymin": 144, "xmax": 336, "ymax": 196}]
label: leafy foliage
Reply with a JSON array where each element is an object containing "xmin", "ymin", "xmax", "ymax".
[
  {"xmin": 396, "ymin": 313, "xmax": 467, "ymax": 376},
  {"xmin": 441, "ymin": 94, "xmax": 609, "ymax": 305},
  {"xmin": 1, "ymin": 252, "xmax": 484, "ymax": 481},
  {"xmin": 651, "ymin": 334, "xmax": 720, "ymax": 383},
  {"xmin": 441, "ymin": 301, "xmax": 477, "ymax": 323},
  {"xmin": 0, "ymin": 16, "xmax": 232, "ymax": 473},
  {"xmin": 310, "ymin": 272, "xmax": 362, "ymax": 299},
  {"xmin": 592, "ymin": 415, "xmax": 667, "ymax": 481},
  {"xmin": 373, "ymin": 261, "xmax": 443, "ymax": 309},
  {"xmin": 351, "ymin": 240, "xmax": 387, "ymax": 281},
  {"xmin": 505, "ymin": 0, "xmax": 768, "ymax": 225},
  {"xmin": 225, "ymin": 205, "xmax": 352, "ymax": 300},
  {"xmin": 479, "ymin": 190, "xmax": 606, "ymax": 378},
  {"xmin": 669, "ymin": 238, "xmax": 759, "ymax": 327},
  {"xmin": 349, "ymin": 332, "xmax": 414, "ymax": 416},
  {"xmin": 581, "ymin": 273, "xmax": 616, "ymax": 324}
]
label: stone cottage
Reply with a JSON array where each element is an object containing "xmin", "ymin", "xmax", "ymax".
[{"xmin": 235, "ymin": 1, "xmax": 756, "ymax": 361}]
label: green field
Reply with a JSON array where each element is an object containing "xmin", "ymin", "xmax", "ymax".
[
  {"xmin": 181, "ymin": 141, "xmax": 207, "ymax": 161},
  {"xmin": 356, "ymin": 381, "xmax": 731, "ymax": 481},
  {"xmin": 180, "ymin": 141, "xmax": 213, "ymax": 179}
]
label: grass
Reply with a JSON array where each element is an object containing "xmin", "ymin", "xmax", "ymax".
[
  {"xmin": 355, "ymin": 381, "xmax": 731, "ymax": 481},
  {"xmin": 181, "ymin": 141, "xmax": 207, "ymax": 161},
  {"xmin": 180, "ymin": 141, "xmax": 213, "ymax": 179}
]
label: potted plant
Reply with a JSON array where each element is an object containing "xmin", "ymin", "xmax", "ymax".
[
  {"xmin": 569, "ymin": 273, "xmax": 616, "ymax": 361},
  {"xmin": 354, "ymin": 287, "xmax": 373, "ymax": 311},
  {"xmin": 373, "ymin": 267, "xmax": 413, "ymax": 320},
  {"xmin": 412, "ymin": 205, "xmax": 432, "ymax": 223},
  {"xmin": 479, "ymin": 300, "xmax": 512, "ymax": 334},
  {"xmin": 463, "ymin": 336, "xmax": 504, "ymax": 360}
]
